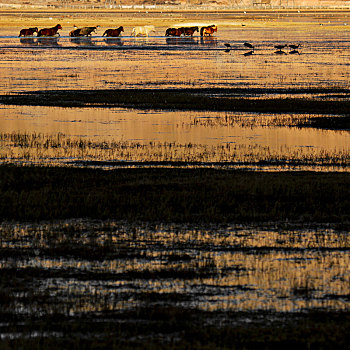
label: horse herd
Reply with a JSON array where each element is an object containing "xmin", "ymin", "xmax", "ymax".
[{"xmin": 18, "ymin": 24, "xmax": 218, "ymax": 38}]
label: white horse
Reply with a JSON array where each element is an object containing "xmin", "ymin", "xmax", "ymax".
[{"xmin": 131, "ymin": 25, "xmax": 155, "ymax": 37}]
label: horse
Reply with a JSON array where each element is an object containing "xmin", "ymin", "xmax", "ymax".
[
  {"xmin": 165, "ymin": 27, "xmax": 185, "ymax": 37},
  {"xmin": 76, "ymin": 26, "xmax": 99, "ymax": 36},
  {"xmin": 19, "ymin": 27, "xmax": 38, "ymax": 37},
  {"xmin": 200, "ymin": 25, "xmax": 217, "ymax": 37},
  {"xmin": 37, "ymin": 24, "xmax": 62, "ymax": 37},
  {"xmin": 183, "ymin": 26, "xmax": 199, "ymax": 36},
  {"xmin": 103, "ymin": 26, "xmax": 124, "ymax": 37},
  {"xmin": 69, "ymin": 28, "xmax": 81, "ymax": 37},
  {"xmin": 69, "ymin": 26, "xmax": 98, "ymax": 37},
  {"xmin": 131, "ymin": 25, "xmax": 155, "ymax": 37}
]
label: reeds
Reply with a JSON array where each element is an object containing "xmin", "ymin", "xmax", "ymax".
[
  {"xmin": 1, "ymin": 132, "xmax": 349, "ymax": 169},
  {"xmin": 1, "ymin": 88, "xmax": 350, "ymax": 116},
  {"xmin": 1, "ymin": 220, "xmax": 350, "ymax": 349},
  {"xmin": 1, "ymin": 165, "xmax": 350, "ymax": 223}
]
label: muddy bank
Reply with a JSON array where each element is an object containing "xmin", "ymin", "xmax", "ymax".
[
  {"xmin": 1, "ymin": 88, "xmax": 349, "ymax": 130},
  {"xmin": 1, "ymin": 165, "xmax": 349, "ymax": 224}
]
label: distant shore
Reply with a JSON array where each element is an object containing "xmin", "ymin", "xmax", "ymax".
[{"xmin": 1, "ymin": 7, "xmax": 350, "ymax": 13}]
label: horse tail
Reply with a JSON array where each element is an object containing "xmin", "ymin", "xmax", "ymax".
[{"xmin": 200, "ymin": 27, "xmax": 205, "ymax": 36}]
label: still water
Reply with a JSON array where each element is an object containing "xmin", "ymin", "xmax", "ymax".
[
  {"xmin": 0, "ymin": 19, "xmax": 349, "ymax": 169},
  {"xmin": 0, "ymin": 14, "xmax": 350, "ymax": 340},
  {"xmin": 1, "ymin": 220, "xmax": 349, "ymax": 315}
]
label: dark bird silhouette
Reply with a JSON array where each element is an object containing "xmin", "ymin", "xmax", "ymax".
[
  {"xmin": 244, "ymin": 42, "xmax": 254, "ymax": 49},
  {"xmin": 243, "ymin": 50, "xmax": 254, "ymax": 56},
  {"xmin": 289, "ymin": 43, "xmax": 301, "ymax": 50},
  {"xmin": 224, "ymin": 43, "xmax": 231, "ymax": 48},
  {"xmin": 289, "ymin": 49, "xmax": 300, "ymax": 55},
  {"xmin": 274, "ymin": 44, "xmax": 286, "ymax": 51}
]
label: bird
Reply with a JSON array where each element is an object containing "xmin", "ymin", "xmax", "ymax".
[
  {"xmin": 244, "ymin": 42, "xmax": 254, "ymax": 50},
  {"xmin": 274, "ymin": 50, "xmax": 287, "ymax": 55},
  {"xmin": 289, "ymin": 49, "xmax": 300, "ymax": 55},
  {"xmin": 274, "ymin": 44, "xmax": 286, "ymax": 50},
  {"xmin": 243, "ymin": 50, "xmax": 254, "ymax": 56},
  {"xmin": 289, "ymin": 43, "xmax": 301, "ymax": 50},
  {"xmin": 224, "ymin": 43, "xmax": 231, "ymax": 48}
]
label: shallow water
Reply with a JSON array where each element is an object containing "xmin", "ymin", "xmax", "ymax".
[
  {"xmin": 1, "ymin": 105, "xmax": 349, "ymax": 170},
  {"xmin": 0, "ymin": 15, "xmax": 350, "ymax": 170},
  {"xmin": 1, "ymin": 221, "xmax": 349, "ymax": 316},
  {"xmin": 0, "ymin": 26, "xmax": 350, "ymax": 92}
]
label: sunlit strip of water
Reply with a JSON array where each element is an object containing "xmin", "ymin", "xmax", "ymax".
[{"xmin": 1, "ymin": 220, "xmax": 349, "ymax": 314}]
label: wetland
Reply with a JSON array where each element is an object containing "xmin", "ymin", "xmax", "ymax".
[{"xmin": 0, "ymin": 9, "xmax": 350, "ymax": 349}]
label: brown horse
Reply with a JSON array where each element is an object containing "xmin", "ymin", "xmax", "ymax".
[
  {"xmin": 78, "ymin": 26, "xmax": 98, "ymax": 36},
  {"xmin": 200, "ymin": 25, "xmax": 217, "ymax": 37},
  {"xmin": 103, "ymin": 26, "xmax": 124, "ymax": 37},
  {"xmin": 69, "ymin": 26, "xmax": 98, "ymax": 37},
  {"xmin": 19, "ymin": 27, "xmax": 38, "ymax": 37},
  {"xmin": 69, "ymin": 28, "xmax": 81, "ymax": 37},
  {"xmin": 37, "ymin": 24, "xmax": 62, "ymax": 37},
  {"xmin": 183, "ymin": 26, "xmax": 199, "ymax": 36},
  {"xmin": 165, "ymin": 27, "xmax": 185, "ymax": 37}
]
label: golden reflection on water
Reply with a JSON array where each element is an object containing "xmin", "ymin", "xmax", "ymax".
[
  {"xmin": 1, "ymin": 106, "xmax": 349, "ymax": 169},
  {"xmin": 1, "ymin": 221, "xmax": 349, "ymax": 314}
]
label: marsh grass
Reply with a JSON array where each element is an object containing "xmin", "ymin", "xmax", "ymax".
[
  {"xmin": 1, "ymin": 220, "xmax": 350, "ymax": 349},
  {"xmin": 1, "ymin": 165, "xmax": 350, "ymax": 222},
  {"xmin": 1, "ymin": 88, "xmax": 350, "ymax": 119},
  {"xmin": 1, "ymin": 132, "xmax": 349, "ymax": 168}
]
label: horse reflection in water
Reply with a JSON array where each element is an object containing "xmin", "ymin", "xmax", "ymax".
[
  {"xmin": 20, "ymin": 38, "xmax": 38, "ymax": 46},
  {"xmin": 37, "ymin": 37, "xmax": 61, "ymax": 47},
  {"xmin": 166, "ymin": 37, "xmax": 198, "ymax": 45},
  {"xmin": 200, "ymin": 36, "xmax": 218, "ymax": 47},
  {"xmin": 69, "ymin": 37, "xmax": 95, "ymax": 46},
  {"xmin": 104, "ymin": 38, "xmax": 123, "ymax": 46}
]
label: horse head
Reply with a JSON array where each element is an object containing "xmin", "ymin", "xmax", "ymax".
[{"xmin": 56, "ymin": 24, "xmax": 63, "ymax": 30}]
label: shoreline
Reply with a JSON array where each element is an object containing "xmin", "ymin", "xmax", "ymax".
[
  {"xmin": 1, "ymin": 165, "xmax": 349, "ymax": 224},
  {"xmin": 1, "ymin": 8, "xmax": 350, "ymax": 13},
  {"xmin": 1, "ymin": 88, "xmax": 349, "ymax": 130}
]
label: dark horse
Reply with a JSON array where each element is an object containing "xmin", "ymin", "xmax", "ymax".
[
  {"xmin": 37, "ymin": 24, "xmax": 62, "ymax": 37},
  {"xmin": 103, "ymin": 26, "xmax": 124, "ymax": 37},
  {"xmin": 200, "ymin": 25, "xmax": 217, "ymax": 37},
  {"xmin": 183, "ymin": 26, "xmax": 199, "ymax": 36},
  {"xmin": 69, "ymin": 28, "xmax": 81, "ymax": 37},
  {"xmin": 19, "ymin": 27, "xmax": 38, "ymax": 37},
  {"xmin": 165, "ymin": 27, "xmax": 185, "ymax": 37},
  {"xmin": 69, "ymin": 26, "xmax": 98, "ymax": 37}
]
